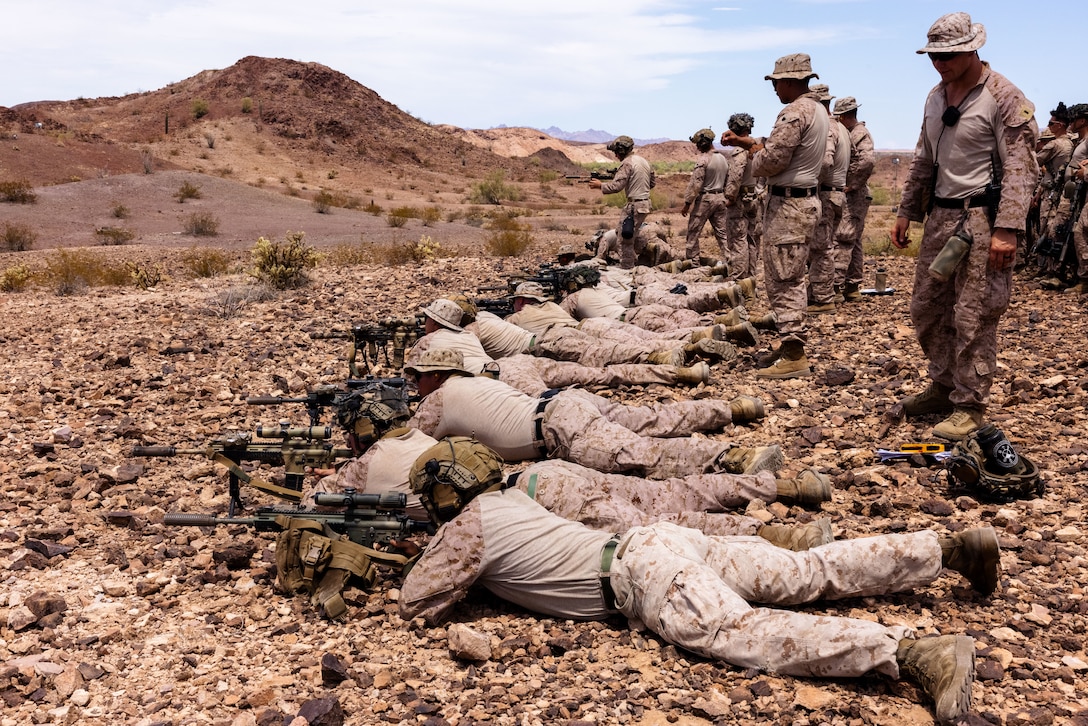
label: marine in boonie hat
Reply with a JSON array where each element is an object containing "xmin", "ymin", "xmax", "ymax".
[
  {"xmin": 916, "ymin": 12, "xmax": 986, "ymax": 54},
  {"xmin": 403, "ymin": 348, "xmax": 474, "ymax": 377},
  {"xmin": 833, "ymin": 96, "xmax": 860, "ymax": 116},
  {"xmin": 810, "ymin": 83, "xmax": 833, "ymax": 103},
  {"xmin": 764, "ymin": 53, "xmax": 819, "ymax": 81},
  {"xmin": 420, "ymin": 298, "xmax": 465, "ymax": 332},
  {"xmin": 1038, "ymin": 127, "xmax": 1055, "ymax": 141},
  {"xmin": 512, "ymin": 281, "xmax": 548, "ymax": 302}
]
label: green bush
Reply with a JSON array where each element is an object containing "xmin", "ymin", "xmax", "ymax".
[
  {"xmin": 486, "ymin": 215, "xmax": 533, "ymax": 257},
  {"xmin": 127, "ymin": 261, "xmax": 163, "ymax": 289},
  {"xmin": 0, "ymin": 264, "xmax": 32, "ymax": 292},
  {"xmin": 469, "ymin": 171, "xmax": 520, "ymax": 205},
  {"xmin": 192, "ymin": 99, "xmax": 209, "ymax": 119},
  {"xmin": 241, "ymin": 97, "xmax": 253, "ymax": 114},
  {"xmin": 363, "ymin": 200, "xmax": 383, "ymax": 216},
  {"xmin": 181, "ymin": 246, "xmax": 232, "ymax": 277},
  {"xmin": 249, "ymin": 231, "xmax": 318, "ymax": 289},
  {"xmin": 2, "ymin": 222, "xmax": 37, "ymax": 251},
  {"xmin": 184, "ymin": 212, "xmax": 220, "ymax": 236},
  {"xmin": 175, "ymin": 181, "xmax": 203, "ymax": 203},
  {"xmin": 0, "ymin": 179, "xmax": 37, "ymax": 204},
  {"xmin": 95, "ymin": 226, "xmax": 136, "ymax": 245}
]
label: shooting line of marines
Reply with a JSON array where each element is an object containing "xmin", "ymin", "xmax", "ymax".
[{"xmin": 155, "ymin": 12, "xmax": 1066, "ymax": 725}]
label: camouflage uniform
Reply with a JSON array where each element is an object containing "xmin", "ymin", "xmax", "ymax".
[
  {"xmin": 683, "ymin": 150, "xmax": 731, "ymax": 260},
  {"xmin": 407, "ymin": 375, "xmax": 737, "ymax": 478},
  {"xmin": 899, "ymin": 63, "xmax": 1037, "ymax": 411},
  {"xmin": 810, "ymin": 116, "xmax": 851, "ymax": 305},
  {"xmin": 510, "ymin": 299, "xmax": 704, "ymax": 345},
  {"xmin": 751, "ymin": 93, "xmax": 829, "ymax": 337},
  {"xmin": 594, "ymin": 224, "xmax": 679, "ymax": 267},
  {"xmin": 1033, "ymin": 132, "xmax": 1073, "ymax": 238},
  {"xmin": 401, "ymin": 488, "xmax": 941, "ymax": 679},
  {"xmin": 724, "ymin": 147, "xmax": 763, "ymax": 279},
  {"xmin": 560, "ymin": 286, "xmax": 708, "ymax": 332},
  {"xmin": 601, "ymin": 153, "xmax": 656, "ymax": 269},
  {"xmin": 835, "ymin": 118, "xmax": 876, "ymax": 289}
]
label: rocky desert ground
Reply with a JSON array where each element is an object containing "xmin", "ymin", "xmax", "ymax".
[{"xmin": 1, "ymin": 57, "xmax": 1086, "ymax": 726}]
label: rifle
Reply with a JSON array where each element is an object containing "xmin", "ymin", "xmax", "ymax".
[
  {"xmin": 245, "ymin": 378, "xmax": 411, "ymax": 426},
  {"xmin": 163, "ymin": 491, "xmax": 434, "ymax": 548},
  {"xmin": 132, "ymin": 427, "xmax": 355, "ymax": 515},
  {"xmin": 565, "ymin": 168, "xmax": 618, "ymax": 183},
  {"xmin": 310, "ymin": 317, "xmax": 424, "ymax": 376},
  {"xmin": 1033, "ymin": 179, "xmax": 1086, "ymax": 282},
  {"xmin": 474, "ymin": 297, "xmax": 516, "ymax": 318}
]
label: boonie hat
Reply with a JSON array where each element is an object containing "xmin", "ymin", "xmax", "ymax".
[
  {"xmin": 765, "ymin": 53, "xmax": 819, "ymax": 81},
  {"xmin": 403, "ymin": 348, "xmax": 473, "ymax": 377},
  {"xmin": 420, "ymin": 299, "xmax": 464, "ymax": 331},
  {"xmin": 512, "ymin": 281, "xmax": 548, "ymax": 302},
  {"xmin": 557, "ymin": 244, "xmax": 578, "ymax": 258},
  {"xmin": 916, "ymin": 12, "xmax": 986, "ymax": 54},
  {"xmin": 810, "ymin": 84, "xmax": 833, "ymax": 102},
  {"xmin": 1039, "ymin": 127, "xmax": 1055, "ymax": 141},
  {"xmin": 833, "ymin": 97, "xmax": 859, "ymax": 115}
]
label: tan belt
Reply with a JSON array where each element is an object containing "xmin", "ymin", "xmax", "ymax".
[{"xmin": 600, "ymin": 535, "xmax": 621, "ymax": 611}]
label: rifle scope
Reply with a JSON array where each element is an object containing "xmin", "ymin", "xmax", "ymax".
[
  {"xmin": 256, "ymin": 424, "xmax": 332, "ymax": 440},
  {"xmin": 312, "ymin": 491, "xmax": 408, "ymax": 509}
]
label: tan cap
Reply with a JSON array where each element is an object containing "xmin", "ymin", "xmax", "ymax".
[
  {"xmin": 765, "ymin": 53, "xmax": 819, "ymax": 81},
  {"xmin": 403, "ymin": 348, "xmax": 473, "ymax": 377},
  {"xmin": 512, "ymin": 281, "xmax": 548, "ymax": 302},
  {"xmin": 916, "ymin": 12, "xmax": 986, "ymax": 54},
  {"xmin": 1039, "ymin": 127, "xmax": 1055, "ymax": 141},
  {"xmin": 420, "ymin": 299, "xmax": 464, "ymax": 331},
  {"xmin": 833, "ymin": 96, "xmax": 859, "ymax": 115},
  {"xmin": 810, "ymin": 84, "xmax": 833, "ymax": 102}
]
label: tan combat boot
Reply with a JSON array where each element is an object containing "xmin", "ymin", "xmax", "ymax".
[
  {"xmin": 900, "ymin": 381, "xmax": 954, "ymax": 417},
  {"xmin": 675, "ymin": 361, "xmax": 711, "ymax": 386},
  {"xmin": 736, "ymin": 276, "xmax": 757, "ymax": 305},
  {"xmin": 932, "ymin": 408, "xmax": 983, "ymax": 442},
  {"xmin": 685, "ymin": 339, "xmax": 738, "ymax": 364},
  {"xmin": 755, "ymin": 338, "xmax": 812, "ymax": 379},
  {"xmin": 749, "ymin": 312, "xmax": 778, "ymax": 331},
  {"xmin": 805, "ymin": 301, "xmax": 836, "ymax": 314},
  {"xmin": 716, "ymin": 286, "xmax": 743, "ymax": 308},
  {"xmin": 708, "ymin": 263, "xmax": 730, "ymax": 277},
  {"xmin": 896, "ymin": 635, "xmax": 975, "ymax": 725},
  {"xmin": 728, "ymin": 395, "xmax": 765, "ymax": 424},
  {"xmin": 689, "ymin": 324, "xmax": 724, "ymax": 344},
  {"xmin": 757, "ymin": 519, "xmax": 834, "ymax": 551},
  {"xmin": 647, "ymin": 348, "xmax": 686, "ymax": 366},
  {"xmin": 713, "ymin": 306, "xmax": 749, "ymax": 327},
  {"xmin": 715, "ymin": 445, "xmax": 784, "ymax": 474},
  {"xmin": 723, "ymin": 322, "xmax": 759, "ymax": 347},
  {"xmin": 939, "ymin": 526, "xmax": 1000, "ymax": 595},
  {"xmin": 842, "ymin": 282, "xmax": 862, "ymax": 302},
  {"xmin": 775, "ymin": 468, "xmax": 833, "ymax": 507},
  {"xmin": 1065, "ymin": 280, "xmax": 1088, "ymax": 295}
]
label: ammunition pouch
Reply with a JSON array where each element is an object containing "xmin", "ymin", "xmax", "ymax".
[{"xmin": 621, "ymin": 213, "xmax": 636, "ymax": 240}]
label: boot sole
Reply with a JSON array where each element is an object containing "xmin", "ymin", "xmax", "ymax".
[
  {"xmin": 963, "ymin": 527, "xmax": 1000, "ymax": 595},
  {"xmin": 743, "ymin": 445, "xmax": 784, "ymax": 475},
  {"xmin": 935, "ymin": 636, "xmax": 976, "ymax": 724}
]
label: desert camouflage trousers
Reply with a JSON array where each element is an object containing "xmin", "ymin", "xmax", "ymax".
[
  {"xmin": 1072, "ymin": 199, "xmax": 1088, "ymax": 279},
  {"xmin": 520, "ymin": 459, "xmax": 775, "ymax": 535},
  {"xmin": 685, "ymin": 193, "xmax": 730, "ymax": 261},
  {"xmin": 496, "ymin": 354, "xmax": 688, "ymax": 398},
  {"xmin": 616, "ymin": 204, "xmax": 652, "ymax": 269},
  {"xmin": 556, "ymin": 388, "xmax": 732, "ymax": 437},
  {"xmin": 634, "ymin": 285, "xmax": 721, "ymax": 313},
  {"xmin": 726, "ymin": 193, "xmax": 763, "ymax": 279},
  {"xmin": 541, "ymin": 393, "xmax": 731, "ymax": 479},
  {"xmin": 835, "ymin": 189, "xmax": 872, "ymax": 287},
  {"xmin": 611, "ymin": 523, "xmax": 939, "ymax": 677},
  {"xmin": 577, "ymin": 317, "xmax": 704, "ymax": 343},
  {"xmin": 762, "ymin": 196, "xmax": 821, "ymax": 336},
  {"xmin": 911, "ymin": 206, "xmax": 1013, "ymax": 411},
  {"xmin": 622, "ymin": 304, "xmax": 706, "ymax": 332},
  {"xmin": 532, "ymin": 326, "xmax": 668, "ymax": 368},
  {"xmin": 809, "ymin": 190, "xmax": 844, "ymax": 304}
]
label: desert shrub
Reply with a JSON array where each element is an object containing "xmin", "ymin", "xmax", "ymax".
[
  {"xmin": 326, "ymin": 242, "xmax": 372, "ymax": 267},
  {"xmin": 370, "ymin": 235, "xmax": 444, "ymax": 266},
  {"xmin": 2, "ymin": 222, "xmax": 37, "ymax": 251},
  {"xmin": 201, "ymin": 285, "xmax": 275, "ymax": 319},
  {"xmin": 175, "ymin": 181, "xmax": 202, "ymax": 202},
  {"xmin": 486, "ymin": 215, "xmax": 533, "ymax": 257},
  {"xmin": 463, "ymin": 206, "xmax": 487, "ymax": 227},
  {"xmin": 602, "ymin": 191, "xmax": 627, "ymax": 209},
  {"xmin": 181, "ymin": 246, "xmax": 232, "ymax": 277},
  {"xmin": 313, "ymin": 190, "xmax": 333, "ymax": 214},
  {"xmin": 39, "ymin": 249, "xmax": 127, "ymax": 295},
  {"xmin": 111, "ymin": 202, "xmax": 131, "ymax": 219},
  {"xmin": 140, "ymin": 149, "xmax": 154, "ymax": 174},
  {"xmin": 0, "ymin": 264, "xmax": 32, "ymax": 292},
  {"xmin": 249, "ymin": 231, "xmax": 318, "ymax": 289},
  {"xmin": 184, "ymin": 212, "xmax": 219, "ymax": 236},
  {"xmin": 650, "ymin": 189, "xmax": 671, "ymax": 211},
  {"xmin": 204, "ymin": 133, "xmax": 215, "ymax": 149},
  {"xmin": 363, "ymin": 200, "xmax": 382, "ymax": 216},
  {"xmin": 420, "ymin": 206, "xmax": 443, "ymax": 226},
  {"xmin": 386, "ymin": 211, "xmax": 409, "ymax": 228},
  {"xmin": 0, "ymin": 179, "xmax": 37, "ymax": 204},
  {"xmin": 127, "ymin": 261, "xmax": 163, "ymax": 289},
  {"xmin": 313, "ymin": 189, "xmax": 361, "ymax": 214},
  {"xmin": 469, "ymin": 171, "xmax": 520, "ymax": 205},
  {"xmin": 538, "ymin": 169, "xmax": 559, "ymax": 183},
  {"xmin": 95, "ymin": 226, "xmax": 136, "ymax": 245},
  {"xmin": 191, "ymin": 99, "xmax": 209, "ymax": 119},
  {"xmin": 241, "ymin": 97, "xmax": 253, "ymax": 114},
  {"xmin": 869, "ymin": 183, "xmax": 892, "ymax": 206}
]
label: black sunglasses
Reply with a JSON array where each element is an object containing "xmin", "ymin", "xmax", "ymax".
[{"xmin": 928, "ymin": 52, "xmax": 960, "ymax": 62}]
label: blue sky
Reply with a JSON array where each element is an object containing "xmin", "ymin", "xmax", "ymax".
[{"xmin": 0, "ymin": 1, "xmax": 1067, "ymax": 150}]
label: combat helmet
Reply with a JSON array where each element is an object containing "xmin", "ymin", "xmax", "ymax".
[
  {"xmin": 335, "ymin": 384, "xmax": 412, "ymax": 452},
  {"xmin": 606, "ymin": 135, "xmax": 635, "ymax": 155},
  {"xmin": 689, "ymin": 128, "xmax": 716, "ymax": 147},
  {"xmin": 409, "ymin": 436, "xmax": 505, "ymax": 524},
  {"xmin": 728, "ymin": 113, "xmax": 755, "ymax": 134}
]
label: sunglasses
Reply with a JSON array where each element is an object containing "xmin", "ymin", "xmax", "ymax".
[{"xmin": 928, "ymin": 52, "xmax": 960, "ymax": 63}]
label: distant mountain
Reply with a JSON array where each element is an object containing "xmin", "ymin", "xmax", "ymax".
[{"xmin": 523, "ymin": 125, "xmax": 671, "ymax": 146}]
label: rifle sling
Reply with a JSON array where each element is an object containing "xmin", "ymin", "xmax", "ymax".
[{"xmin": 212, "ymin": 452, "xmax": 303, "ymax": 503}]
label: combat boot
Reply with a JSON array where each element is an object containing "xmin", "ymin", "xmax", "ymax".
[
  {"xmin": 722, "ymin": 322, "xmax": 759, "ymax": 347},
  {"xmin": 685, "ymin": 339, "xmax": 738, "ymax": 364},
  {"xmin": 939, "ymin": 526, "xmax": 1000, "ymax": 595},
  {"xmin": 755, "ymin": 338, "xmax": 812, "ymax": 379},
  {"xmin": 896, "ymin": 635, "xmax": 975, "ymax": 725},
  {"xmin": 842, "ymin": 282, "xmax": 862, "ymax": 302},
  {"xmin": 698, "ymin": 255, "xmax": 722, "ymax": 267},
  {"xmin": 736, "ymin": 276, "xmax": 757, "ymax": 305},
  {"xmin": 749, "ymin": 312, "xmax": 778, "ymax": 331},
  {"xmin": 1065, "ymin": 280, "xmax": 1088, "ymax": 295},
  {"xmin": 708, "ymin": 263, "xmax": 730, "ymax": 277},
  {"xmin": 775, "ymin": 468, "xmax": 833, "ymax": 507},
  {"xmin": 900, "ymin": 381, "xmax": 953, "ymax": 417},
  {"xmin": 757, "ymin": 519, "xmax": 834, "ymax": 551},
  {"xmin": 675, "ymin": 361, "xmax": 711, "ymax": 386},
  {"xmin": 728, "ymin": 395, "xmax": 765, "ymax": 424},
  {"xmin": 805, "ymin": 301, "xmax": 836, "ymax": 314},
  {"xmin": 647, "ymin": 348, "xmax": 686, "ymax": 366},
  {"xmin": 713, "ymin": 306, "xmax": 749, "ymax": 326},
  {"xmin": 715, "ymin": 445, "xmax": 784, "ymax": 475},
  {"xmin": 716, "ymin": 286, "xmax": 743, "ymax": 308},
  {"xmin": 689, "ymin": 324, "xmax": 724, "ymax": 344},
  {"xmin": 660, "ymin": 259, "xmax": 694, "ymax": 274},
  {"xmin": 932, "ymin": 408, "xmax": 983, "ymax": 442}
]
